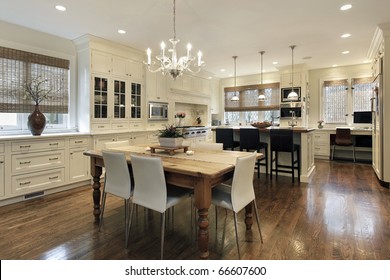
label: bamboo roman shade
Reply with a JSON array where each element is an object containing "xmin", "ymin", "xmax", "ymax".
[
  {"xmin": 0, "ymin": 46, "xmax": 70, "ymax": 113},
  {"xmin": 224, "ymin": 82, "xmax": 280, "ymax": 112}
]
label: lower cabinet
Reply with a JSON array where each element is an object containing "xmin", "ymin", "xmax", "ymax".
[
  {"xmin": 69, "ymin": 148, "xmax": 90, "ymax": 182},
  {"xmin": 314, "ymin": 131, "xmax": 330, "ymax": 158},
  {"xmin": 0, "ymin": 155, "xmax": 4, "ymax": 197}
]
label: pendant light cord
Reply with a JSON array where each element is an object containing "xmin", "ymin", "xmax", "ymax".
[
  {"xmin": 173, "ymin": 0, "xmax": 176, "ymax": 40},
  {"xmin": 290, "ymin": 45, "xmax": 296, "ymax": 91}
]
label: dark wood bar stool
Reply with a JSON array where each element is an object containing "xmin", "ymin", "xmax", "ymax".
[
  {"xmin": 239, "ymin": 128, "xmax": 268, "ymax": 178},
  {"xmin": 216, "ymin": 128, "xmax": 239, "ymax": 150},
  {"xmin": 270, "ymin": 129, "xmax": 300, "ymax": 183}
]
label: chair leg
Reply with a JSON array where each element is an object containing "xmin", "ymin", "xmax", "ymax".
[
  {"xmin": 126, "ymin": 203, "xmax": 135, "ymax": 249},
  {"xmin": 353, "ymin": 145, "xmax": 356, "ymax": 162},
  {"xmin": 291, "ymin": 150, "xmax": 295, "ymax": 183},
  {"xmin": 233, "ymin": 212, "xmax": 241, "ymax": 260},
  {"xmin": 252, "ymin": 200, "xmax": 263, "ymax": 243},
  {"xmin": 297, "ymin": 148, "xmax": 301, "ymax": 182},
  {"xmin": 124, "ymin": 199, "xmax": 130, "ymax": 247},
  {"xmin": 265, "ymin": 146, "xmax": 268, "ymax": 176},
  {"xmin": 331, "ymin": 145, "xmax": 335, "ymax": 160},
  {"xmin": 98, "ymin": 192, "xmax": 107, "ymax": 232},
  {"xmin": 270, "ymin": 151, "xmax": 273, "ymax": 181},
  {"xmin": 215, "ymin": 206, "xmax": 218, "ymax": 231},
  {"xmin": 161, "ymin": 212, "xmax": 166, "ymax": 260}
]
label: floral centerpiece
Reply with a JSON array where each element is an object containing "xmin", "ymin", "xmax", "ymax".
[
  {"xmin": 317, "ymin": 120, "xmax": 324, "ymax": 129},
  {"xmin": 158, "ymin": 124, "xmax": 184, "ymax": 147},
  {"xmin": 23, "ymin": 76, "xmax": 57, "ymax": 136},
  {"xmin": 175, "ymin": 112, "xmax": 186, "ymax": 126}
]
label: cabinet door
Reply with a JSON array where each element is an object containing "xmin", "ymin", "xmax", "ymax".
[
  {"xmin": 0, "ymin": 155, "xmax": 4, "ymax": 197},
  {"xmin": 130, "ymin": 82, "xmax": 142, "ymax": 119},
  {"xmin": 69, "ymin": 148, "xmax": 89, "ymax": 182},
  {"xmin": 91, "ymin": 50, "xmax": 111, "ymax": 74},
  {"xmin": 92, "ymin": 76, "xmax": 109, "ymax": 119},
  {"xmin": 112, "ymin": 56, "xmax": 144, "ymax": 80},
  {"xmin": 113, "ymin": 78, "xmax": 127, "ymax": 119}
]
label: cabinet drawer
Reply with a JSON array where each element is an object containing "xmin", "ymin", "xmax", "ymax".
[
  {"xmin": 91, "ymin": 123, "xmax": 110, "ymax": 131},
  {"xmin": 12, "ymin": 139, "xmax": 64, "ymax": 152},
  {"xmin": 314, "ymin": 132, "xmax": 330, "ymax": 145},
  {"xmin": 69, "ymin": 137, "xmax": 90, "ymax": 147},
  {"xmin": 12, "ymin": 150, "xmax": 65, "ymax": 173},
  {"xmin": 130, "ymin": 123, "xmax": 144, "ymax": 131},
  {"xmin": 0, "ymin": 155, "xmax": 4, "ymax": 197},
  {"xmin": 111, "ymin": 123, "xmax": 128, "ymax": 130},
  {"xmin": 0, "ymin": 143, "xmax": 4, "ymax": 153},
  {"xmin": 314, "ymin": 145, "xmax": 330, "ymax": 156},
  {"xmin": 12, "ymin": 168, "xmax": 65, "ymax": 195}
]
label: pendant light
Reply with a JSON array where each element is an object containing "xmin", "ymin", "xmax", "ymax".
[
  {"xmin": 258, "ymin": 51, "xmax": 266, "ymax": 101},
  {"xmin": 287, "ymin": 45, "xmax": 299, "ymax": 101},
  {"xmin": 231, "ymin": 56, "xmax": 239, "ymax": 101}
]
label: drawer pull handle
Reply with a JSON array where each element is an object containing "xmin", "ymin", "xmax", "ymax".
[
  {"xmin": 20, "ymin": 161, "xmax": 31, "ymax": 164},
  {"xmin": 0, "ymin": 161, "xmax": 4, "ymax": 164},
  {"xmin": 117, "ymin": 125, "xmax": 123, "ymax": 127},
  {"xmin": 49, "ymin": 176, "xmax": 59, "ymax": 180},
  {"xmin": 75, "ymin": 141, "xmax": 83, "ymax": 143},
  {"xmin": 19, "ymin": 181, "xmax": 31, "ymax": 186},
  {"xmin": 49, "ymin": 157, "xmax": 59, "ymax": 161},
  {"xmin": 20, "ymin": 145, "xmax": 31, "ymax": 148},
  {"xmin": 49, "ymin": 143, "xmax": 59, "ymax": 146},
  {"xmin": 98, "ymin": 126, "xmax": 104, "ymax": 128}
]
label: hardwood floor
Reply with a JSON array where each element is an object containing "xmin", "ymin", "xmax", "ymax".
[{"xmin": 1, "ymin": 159, "xmax": 389, "ymax": 260}]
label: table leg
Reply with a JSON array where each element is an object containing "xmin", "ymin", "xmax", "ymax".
[
  {"xmin": 245, "ymin": 203, "xmax": 253, "ymax": 241},
  {"xmin": 198, "ymin": 208, "xmax": 209, "ymax": 259},
  {"xmin": 90, "ymin": 158, "xmax": 103, "ymax": 222}
]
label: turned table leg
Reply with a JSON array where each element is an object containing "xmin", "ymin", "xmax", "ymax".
[{"xmin": 90, "ymin": 158, "xmax": 103, "ymax": 222}]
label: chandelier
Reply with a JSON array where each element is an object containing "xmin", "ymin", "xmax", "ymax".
[
  {"xmin": 231, "ymin": 56, "xmax": 239, "ymax": 101},
  {"xmin": 258, "ymin": 51, "xmax": 266, "ymax": 101},
  {"xmin": 145, "ymin": 0, "xmax": 204, "ymax": 80},
  {"xmin": 287, "ymin": 45, "xmax": 299, "ymax": 101}
]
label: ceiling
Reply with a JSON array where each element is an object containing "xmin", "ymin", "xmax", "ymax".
[{"xmin": 1, "ymin": 0, "xmax": 390, "ymax": 78}]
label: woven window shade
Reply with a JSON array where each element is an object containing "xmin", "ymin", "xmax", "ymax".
[
  {"xmin": 0, "ymin": 46, "xmax": 69, "ymax": 113},
  {"xmin": 224, "ymin": 82, "xmax": 280, "ymax": 112}
]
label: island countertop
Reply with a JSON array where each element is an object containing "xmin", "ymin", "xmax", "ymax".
[{"xmin": 212, "ymin": 126, "xmax": 316, "ymax": 133}]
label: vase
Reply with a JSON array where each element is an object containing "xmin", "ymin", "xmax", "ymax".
[
  {"xmin": 318, "ymin": 123, "xmax": 323, "ymax": 129},
  {"xmin": 176, "ymin": 118, "xmax": 184, "ymax": 127},
  {"xmin": 27, "ymin": 105, "xmax": 46, "ymax": 136},
  {"xmin": 159, "ymin": 137, "xmax": 184, "ymax": 148}
]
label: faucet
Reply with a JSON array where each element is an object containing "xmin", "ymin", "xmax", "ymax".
[{"xmin": 289, "ymin": 111, "xmax": 297, "ymax": 127}]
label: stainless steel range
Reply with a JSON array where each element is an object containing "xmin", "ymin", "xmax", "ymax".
[{"xmin": 178, "ymin": 126, "xmax": 210, "ymax": 138}]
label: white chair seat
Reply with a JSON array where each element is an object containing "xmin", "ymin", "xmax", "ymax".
[{"xmin": 166, "ymin": 185, "xmax": 192, "ymax": 209}]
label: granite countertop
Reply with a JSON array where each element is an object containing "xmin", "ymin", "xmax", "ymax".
[{"xmin": 212, "ymin": 126, "xmax": 315, "ymax": 133}]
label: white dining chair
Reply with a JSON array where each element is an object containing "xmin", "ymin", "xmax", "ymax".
[
  {"xmin": 104, "ymin": 140, "xmax": 130, "ymax": 149},
  {"xmin": 127, "ymin": 153, "xmax": 192, "ymax": 259},
  {"xmin": 211, "ymin": 151, "xmax": 263, "ymax": 259},
  {"xmin": 100, "ymin": 150, "xmax": 133, "ymax": 247}
]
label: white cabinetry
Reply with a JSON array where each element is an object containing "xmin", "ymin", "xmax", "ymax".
[
  {"xmin": 69, "ymin": 137, "xmax": 90, "ymax": 182},
  {"xmin": 0, "ymin": 142, "xmax": 4, "ymax": 197},
  {"xmin": 93, "ymin": 132, "xmax": 148, "ymax": 149},
  {"xmin": 313, "ymin": 130, "xmax": 330, "ymax": 158},
  {"xmin": 10, "ymin": 139, "xmax": 66, "ymax": 196},
  {"xmin": 112, "ymin": 55, "xmax": 144, "ymax": 80},
  {"xmin": 146, "ymin": 71, "xmax": 167, "ymax": 101}
]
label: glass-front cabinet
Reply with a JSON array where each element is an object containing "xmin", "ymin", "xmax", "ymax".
[
  {"xmin": 131, "ymin": 82, "xmax": 142, "ymax": 119},
  {"xmin": 114, "ymin": 79, "xmax": 126, "ymax": 119},
  {"xmin": 93, "ymin": 77, "xmax": 108, "ymax": 119}
]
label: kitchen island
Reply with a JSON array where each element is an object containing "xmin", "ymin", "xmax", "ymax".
[{"xmin": 213, "ymin": 126, "xmax": 316, "ymax": 183}]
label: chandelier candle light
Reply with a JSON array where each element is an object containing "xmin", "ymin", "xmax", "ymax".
[{"xmin": 145, "ymin": 0, "xmax": 204, "ymax": 80}]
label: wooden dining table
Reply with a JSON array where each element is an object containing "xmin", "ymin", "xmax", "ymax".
[{"xmin": 83, "ymin": 145, "xmax": 263, "ymax": 259}]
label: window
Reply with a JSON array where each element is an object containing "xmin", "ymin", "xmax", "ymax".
[
  {"xmin": 321, "ymin": 77, "xmax": 373, "ymax": 124},
  {"xmin": 0, "ymin": 46, "xmax": 69, "ymax": 132},
  {"xmin": 224, "ymin": 83, "xmax": 280, "ymax": 124}
]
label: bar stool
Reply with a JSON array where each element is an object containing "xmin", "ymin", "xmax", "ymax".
[
  {"xmin": 270, "ymin": 129, "xmax": 300, "ymax": 183},
  {"xmin": 216, "ymin": 128, "xmax": 239, "ymax": 150},
  {"xmin": 239, "ymin": 128, "xmax": 268, "ymax": 178},
  {"xmin": 331, "ymin": 128, "xmax": 355, "ymax": 162}
]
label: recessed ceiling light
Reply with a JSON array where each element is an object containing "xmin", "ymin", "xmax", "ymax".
[
  {"xmin": 272, "ymin": 61, "xmax": 278, "ymax": 65},
  {"xmin": 340, "ymin": 4, "xmax": 352, "ymax": 11},
  {"xmin": 207, "ymin": 77, "xmax": 212, "ymax": 79},
  {"xmin": 228, "ymin": 74, "xmax": 233, "ymax": 77},
  {"xmin": 332, "ymin": 64, "xmax": 338, "ymax": 67},
  {"xmin": 342, "ymin": 51, "xmax": 350, "ymax": 54},
  {"xmin": 220, "ymin": 69, "xmax": 225, "ymax": 72},
  {"xmin": 363, "ymin": 60, "xmax": 371, "ymax": 63},
  {"xmin": 341, "ymin": 33, "xmax": 351, "ymax": 38},
  {"xmin": 55, "ymin": 5, "xmax": 66, "ymax": 11},
  {"xmin": 118, "ymin": 29, "xmax": 126, "ymax": 34}
]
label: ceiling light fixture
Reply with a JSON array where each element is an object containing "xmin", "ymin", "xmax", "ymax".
[
  {"xmin": 231, "ymin": 56, "xmax": 239, "ymax": 102},
  {"xmin": 340, "ymin": 4, "xmax": 352, "ymax": 11},
  {"xmin": 341, "ymin": 33, "xmax": 351, "ymax": 38},
  {"xmin": 342, "ymin": 50, "xmax": 350, "ymax": 54},
  {"xmin": 258, "ymin": 51, "xmax": 266, "ymax": 101},
  {"xmin": 55, "ymin": 5, "xmax": 66, "ymax": 11},
  {"xmin": 145, "ymin": 0, "xmax": 204, "ymax": 80},
  {"xmin": 287, "ymin": 45, "xmax": 298, "ymax": 101},
  {"xmin": 118, "ymin": 29, "xmax": 126, "ymax": 34}
]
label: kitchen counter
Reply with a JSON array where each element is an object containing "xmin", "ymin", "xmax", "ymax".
[{"xmin": 212, "ymin": 125, "xmax": 315, "ymax": 133}]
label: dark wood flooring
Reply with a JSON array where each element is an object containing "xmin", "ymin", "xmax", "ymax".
[{"xmin": 1, "ymin": 160, "xmax": 389, "ymax": 260}]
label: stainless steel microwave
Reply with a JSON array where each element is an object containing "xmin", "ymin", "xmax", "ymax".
[
  {"xmin": 281, "ymin": 87, "xmax": 301, "ymax": 102},
  {"xmin": 148, "ymin": 102, "xmax": 168, "ymax": 120}
]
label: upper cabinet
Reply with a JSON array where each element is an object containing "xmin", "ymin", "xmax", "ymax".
[
  {"xmin": 112, "ymin": 55, "xmax": 144, "ymax": 81},
  {"xmin": 145, "ymin": 71, "xmax": 168, "ymax": 101}
]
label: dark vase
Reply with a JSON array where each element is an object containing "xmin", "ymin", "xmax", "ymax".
[{"xmin": 27, "ymin": 105, "xmax": 46, "ymax": 136}]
